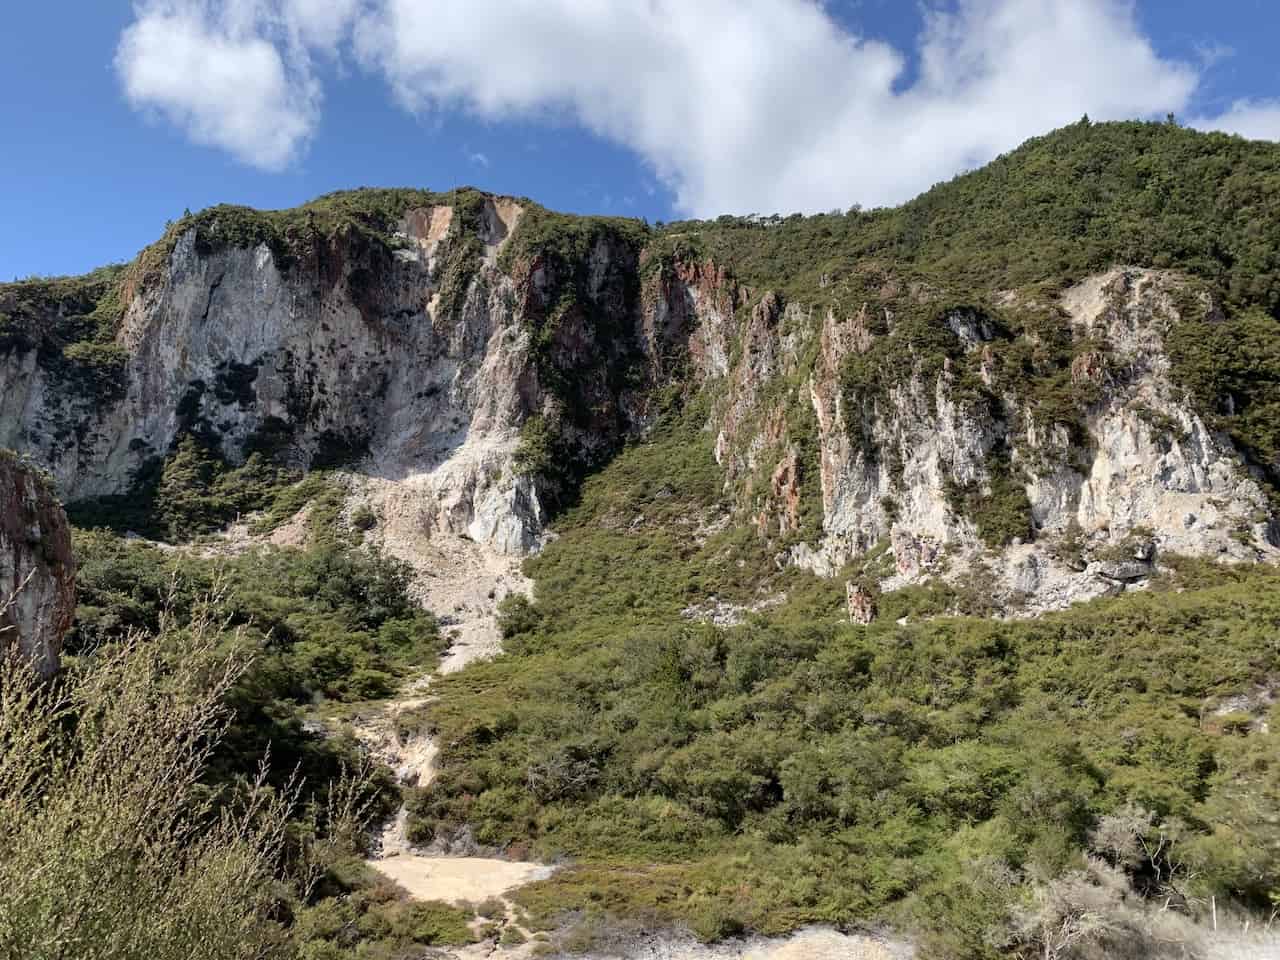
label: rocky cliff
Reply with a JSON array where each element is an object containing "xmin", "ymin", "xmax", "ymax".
[
  {"xmin": 699, "ymin": 265, "xmax": 1279, "ymax": 613},
  {"xmin": 0, "ymin": 191, "xmax": 673, "ymax": 555},
  {"xmin": 0, "ymin": 452, "xmax": 75, "ymax": 677},
  {"xmin": 3, "ymin": 123, "xmax": 1280, "ymax": 614}
]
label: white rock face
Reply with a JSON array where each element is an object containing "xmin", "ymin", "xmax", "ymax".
[
  {"xmin": 2, "ymin": 200, "xmax": 548, "ymax": 556},
  {"xmin": 1060, "ymin": 271, "xmax": 1272, "ymax": 560},
  {"xmin": 706, "ymin": 266, "xmax": 1278, "ymax": 612},
  {"xmin": 3, "ymin": 215, "xmax": 1276, "ymax": 611}
]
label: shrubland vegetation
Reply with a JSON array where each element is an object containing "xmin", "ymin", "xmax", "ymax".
[
  {"xmin": 654, "ymin": 120, "xmax": 1280, "ymax": 312},
  {"xmin": 67, "ymin": 435, "xmax": 337, "ymax": 541},
  {"xmin": 0, "ymin": 615, "xmax": 303, "ymax": 960},
  {"xmin": 6, "ymin": 120, "xmax": 1280, "ymax": 957},
  {"xmin": 646, "ymin": 120, "xmax": 1280, "ymax": 484},
  {"xmin": 2, "ymin": 458, "xmax": 485, "ymax": 957},
  {"xmin": 411, "ymin": 404, "xmax": 1280, "ymax": 956},
  {"xmin": 67, "ymin": 496, "xmax": 442, "ymax": 798},
  {"xmin": 0, "ymin": 568, "xmax": 487, "ymax": 960}
]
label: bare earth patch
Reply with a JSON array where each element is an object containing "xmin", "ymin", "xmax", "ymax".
[
  {"xmin": 373, "ymin": 857, "xmax": 554, "ymax": 905},
  {"xmin": 360, "ymin": 471, "xmax": 533, "ymax": 676},
  {"xmin": 485, "ymin": 927, "xmax": 910, "ymax": 960}
]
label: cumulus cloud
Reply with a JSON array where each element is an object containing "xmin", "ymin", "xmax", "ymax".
[
  {"xmin": 115, "ymin": 0, "xmax": 346, "ymax": 170},
  {"xmin": 1196, "ymin": 99, "xmax": 1280, "ymax": 142},
  {"xmin": 350, "ymin": 0, "xmax": 1202, "ymax": 214},
  {"xmin": 116, "ymin": 0, "xmax": 1271, "ymax": 213}
]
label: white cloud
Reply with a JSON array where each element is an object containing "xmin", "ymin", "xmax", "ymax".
[
  {"xmin": 115, "ymin": 0, "xmax": 354, "ymax": 171},
  {"xmin": 352, "ymin": 0, "xmax": 1199, "ymax": 214},
  {"xmin": 1196, "ymin": 99, "xmax": 1280, "ymax": 143},
  {"xmin": 117, "ymin": 0, "xmax": 1272, "ymax": 214},
  {"xmin": 282, "ymin": 0, "xmax": 361, "ymax": 50}
]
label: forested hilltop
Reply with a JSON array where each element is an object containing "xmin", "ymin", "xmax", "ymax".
[{"xmin": 2, "ymin": 120, "xmax": 1279, "ymax": 959}]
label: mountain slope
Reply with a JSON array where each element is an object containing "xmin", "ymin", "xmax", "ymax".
[
  {"xmin": 3, "ymin": 120, "xmax": 1280, "ymax": 957},
  {"xmin": 3, "ymin": 122, "xmax": 1279, "ymax": 615}
]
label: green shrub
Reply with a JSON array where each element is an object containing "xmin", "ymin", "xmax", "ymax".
[
  {"xmin": 60, "ymin": 341, "xmax": 129, "ymax": 401},
  {"xmin": 0, "ymin": 620, "xmax": 295, "ymax": 959},
  {"xmin": 1167, "ymin": 305, "xmax": 1280, "ymax": 476},
  {"xmin": 945, "ymin": 460, "xmax": 1034, "ymax": 549},
  {"xmin": 418, "ymin": 399, "xmax": 1280, "ymax": 942},
  {"xmin": 66, "ymin": 526, "xmax": 439, "ymax": 828},
  {"xmin": 496, "ymin": 593, "xmax": 542, "ymax": 640}
]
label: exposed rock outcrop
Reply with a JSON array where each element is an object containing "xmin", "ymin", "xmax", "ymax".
[
  {"xmin": 705, "ymin": 266, "xmax": 1279, "ymax": 613},
  {"xmin": 846, "ymin": 582, "xmax": 877, "ymax": 625},
  {"xmin": 3, "ymin": 192, "xmax": 1277, "ymax": 615},
  {"xmin": 0, "ymin": 453, "xmax": 75, "ymax": 677},
  {"xmin": 0, "ymin": 198, "xmax": 664, "ymax": 557}
]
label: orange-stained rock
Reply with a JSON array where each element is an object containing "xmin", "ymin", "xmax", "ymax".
[
  {"xmin": 0, "ymin": 453, "xmax": 75, "ymax": 678},
  {"xmin": 846, "ymin": 582, "xmax": 877, "ymax": 625}
]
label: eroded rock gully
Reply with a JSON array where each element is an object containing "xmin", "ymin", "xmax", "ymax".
[{"xmin": 334, "ymin": 494, "xmax": 554, "ymax": 951}]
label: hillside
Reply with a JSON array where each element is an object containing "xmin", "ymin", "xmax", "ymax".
[{"xmin": 2, "ymin": 120, "xmax": 1280, "ymax": 959}]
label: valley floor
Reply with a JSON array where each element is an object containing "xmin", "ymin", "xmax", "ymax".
[{"xmin": 331, "ymin": 481, "xmax": 915, "ymax": 959}]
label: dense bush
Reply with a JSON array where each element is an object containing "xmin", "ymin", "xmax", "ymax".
[
  {"xmin": 658, "ymin": 120, "xmax": 1280, "ymax": 313},
  {"xmin": 0, "ymin": 569, "xmax": 474, "ymax": 960},
  {"xmin": 0, "ymin": 613, "xmax": 298, "ymax": 959},
  {"xmin": 70, "ymin": 526, "xmax": 441, "ymax": 700},
  {"xmin": 414, "ymin": 408, "xmax": 1280, "ymax": 954},
  {"xmin": 63, "ymin": 512, "xmax": 443, "ymax": 839},
  {"xmin": 68, "ymin": 436, "xmax": 341, "ymax": 541}
]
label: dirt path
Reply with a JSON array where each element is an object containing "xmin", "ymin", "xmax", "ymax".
[
  {"xmin": 356, "ymin": 679, "xmax": 554, "ymax": 907},
  {"xmin": 332, "ymin": 476, "xmax": 555, "ymax": 913}
]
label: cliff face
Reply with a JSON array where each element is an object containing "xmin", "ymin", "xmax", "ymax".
[
  {"xmin": 0, "ymin": 454, "xmax": 75, "ymax": 678},
  {"xmin": 698, "ymin": 266, "xmax": 1279, "ymax": 612},
  {"xmin": 2, "ymin": 182, "xmax": 1278, "ymax": 613},
  {"xmin": 4, "ymin": 199, "xmax": 540, "ymax": 552},
  {"xmin": 4, "ymin": 203, "xmax": 640, "ymax": 554}
]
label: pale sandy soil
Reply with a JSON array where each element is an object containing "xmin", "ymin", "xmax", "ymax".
[
  {"xmin": 739, "ymin": 930, "xmax": 901, "ymax": 960},
  {"xmin": 441, "ymin": 928, "xmax": 910, "ymax": 960},
  {"xmin": 372, "ymin": 857, "xmax": 554, "ymax": 904},
  {"xmin": 584, "ymin": 929, "xmax": 908, "ymax": 960}
]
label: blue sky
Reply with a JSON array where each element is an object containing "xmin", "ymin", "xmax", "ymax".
[{"xmin": 3, "ymin": 0, "xmax": 1279, "ymax": 281}]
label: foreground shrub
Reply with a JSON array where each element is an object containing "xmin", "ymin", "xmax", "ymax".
[{"xmin": 0, "ymin": 607, "xmax": 294, "ymax": 960}]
